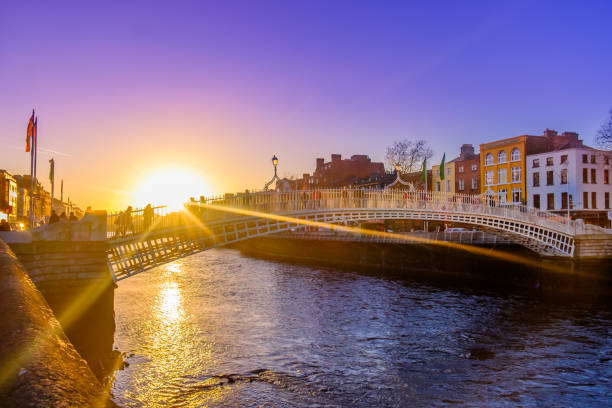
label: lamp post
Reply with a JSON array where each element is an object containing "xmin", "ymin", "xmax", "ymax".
[
  {"xmin": 384, "ymin": 163, "xmax": 411, "ymax": 190},
  {"xmin": 264, "ymin": 155, "xmax": 280, "ymax": 191}
]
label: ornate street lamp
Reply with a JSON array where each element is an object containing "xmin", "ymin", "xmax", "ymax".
[
  {"xmin": 385, "ymin": 163, "xmax": 412, "ymax": 190},
  {"xmin": 264, "ymin": 155, "xmax": 281, "ymax": 191}
]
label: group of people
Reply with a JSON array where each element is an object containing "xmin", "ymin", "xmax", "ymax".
[
  {"xmin": 114, "ymin": 204, "xmax": 155, "ymax": 237},
  {"xmin": 48, "ymin": 210, "xmax": 79, "ymax": 224}
]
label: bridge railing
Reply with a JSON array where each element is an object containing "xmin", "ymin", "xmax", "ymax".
[{"xmin": 107, "ymin": 189, "xmax": 578, "ymax": 241}]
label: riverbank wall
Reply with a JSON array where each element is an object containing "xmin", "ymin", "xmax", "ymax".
[
  {"xmin": 231, "ymin": 236, "xmax": 612, "ymax": 294},
  {"xmin": 0, "ymin": 239, "xmax": 113, "ymax": 406},
  {"xmin": 0, "ymin": 214, "xmax": 118, "ymax": 381}
]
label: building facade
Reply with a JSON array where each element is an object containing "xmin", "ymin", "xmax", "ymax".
[
  {"xmin": 0, "ymin": 170, "xmax": 18, "ymax": 222},
  {"xmin": 526, "ymin": 147, "xmax": 611, "ymax": 226},
  {"xmin": 452, "ymin": 144, "xmax": 480, "ymax": 195},
  {"xmin": 480, "ymin": 133, "xmax": 554, "ymax": 204},
  {"xmin": 432, "ymin": 161, "xmax": 455, "ymax": 193},
  {"xmin": 292, "ymin": 154, "xmax": 386, "ymax": 190}
]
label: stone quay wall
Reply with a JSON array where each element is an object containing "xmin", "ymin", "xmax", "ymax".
[
  {"xmin": 574, "ymin": 234, "xmax": 612, "ymax": 259},
  {"xmin": 0, "ymin": 239, "xmax": 112, "ymax": 407}
]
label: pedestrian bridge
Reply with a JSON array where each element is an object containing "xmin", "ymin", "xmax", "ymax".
[{"xmin": 106, "ymin": 189, "xmax": 597, "ymax": 281}]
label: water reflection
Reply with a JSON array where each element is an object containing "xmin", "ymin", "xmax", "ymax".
[{"xmin": 113, "ymin": 251, "xmax": 612, "ymax": 407}]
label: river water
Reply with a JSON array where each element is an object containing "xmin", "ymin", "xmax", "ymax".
[{"xmin": 112, "ymin": 248, "xmax": 611, "ymax": 407}]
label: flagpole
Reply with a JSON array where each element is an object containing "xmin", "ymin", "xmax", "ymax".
[
  {"xmin": 424, "ymin": 158, "xmax": 428, "ymax": 232},
  {"xmin": 33, "ymin": 118, "xmax": 38, "ymax": 226},
  {"xmin": 28, "ymin": 111, "xmax": 35, "ymax": 229}
]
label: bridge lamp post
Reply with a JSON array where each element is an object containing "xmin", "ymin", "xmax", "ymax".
[{"xmin": 264, "ymin": 155, "xmax": 280, "ymax": 191}]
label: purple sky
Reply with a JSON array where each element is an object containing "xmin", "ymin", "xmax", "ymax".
[{"xmin": 1, "ymin": 1, "xmax": 611, "ymax": 209}]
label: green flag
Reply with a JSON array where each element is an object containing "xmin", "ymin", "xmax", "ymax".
[
  {"xmin": 49, "ymin": 158, "xmax": 54, "ymax": 185},
  {"xmin": 440, "ymin": 153, "xmax": 446, "ymax": 180},
  {"xmin": 421, "ymin": 158, "xmax": 427, "ymax": 183}
]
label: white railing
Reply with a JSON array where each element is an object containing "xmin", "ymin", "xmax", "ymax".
[
  {"xmin": 108, "ymin": 189, "xmax": 582, "ymax": 241},
  {"xmin": 190, "ymin": 189, "xmax": 576, "ymax": 235}
]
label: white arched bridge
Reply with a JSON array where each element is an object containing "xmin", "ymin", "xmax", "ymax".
[{"xmin": 106, "ymin": 189, "xmax": 598, "ymax": 282}]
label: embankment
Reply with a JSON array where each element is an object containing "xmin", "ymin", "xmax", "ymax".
[
  {"xmin": 231, "ymin": 236, "xmax": 612, "ymax": 294},
  {"xmin": 0, "ymin": 239, "xmax": 113, "ymax": 407}
]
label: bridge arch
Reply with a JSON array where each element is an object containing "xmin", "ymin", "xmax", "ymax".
[{"xmin": 107, "ymin": 189, "xmax": 583, "ymax": 281}]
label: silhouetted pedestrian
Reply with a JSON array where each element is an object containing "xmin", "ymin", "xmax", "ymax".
[
  {"xmin": 143, "ymin": 204, "xmax": 153, "ymax": 231},
  {"xmin": 49, "ymin": 210, "xmax": 60, "ymax": 224},
  {"xmin": 59, "ymin": 212, "xmax": 68, "ymax": 221},
  {"xmin": 124, "ymin": 206, "xmax": 134, "ymax": 235},
  {"xmin": 69, "ymin": 212, "xmax": 78, "ymax": 221}
]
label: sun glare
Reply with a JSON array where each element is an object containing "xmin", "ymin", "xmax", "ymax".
[{"xmin": 133, "ymin": 167, "xmax": 211, "ymax": 211}]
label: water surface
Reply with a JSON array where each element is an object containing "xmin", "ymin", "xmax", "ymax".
[{"xmin": 112, "ymin": 248, "xmax": 612, "ymax": 407}]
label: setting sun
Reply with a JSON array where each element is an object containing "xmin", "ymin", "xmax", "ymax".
[{"xmin": 132, "ymin": 167, "xmax": 211, "ymax": 211}]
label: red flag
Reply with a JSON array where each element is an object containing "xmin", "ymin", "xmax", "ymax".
[{"xmin": 26, "ymin": 110, "xmax": 34, "ymax": 152}]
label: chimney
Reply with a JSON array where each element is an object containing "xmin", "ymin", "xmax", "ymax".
[
  {"xmin": 316, "ymin": 158, "xmax": 324, "ymax": 170},
  {"xmin": 331, "ymin": 154, "xmax": 341, "ymax": 163},
  {"xmin": 460, "ymin": 144, "xmax": 475, "ymax": 159},
  {"xmin": 543, "ymin": 128, "xmax": 558, "ymax": 139}
]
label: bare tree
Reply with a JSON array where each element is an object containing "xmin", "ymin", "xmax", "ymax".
[
  {"xmin": 596, "ymin": 108, "xmax": 612, "ymax": 149},
  {"xmin": 385, "ymin": 139, "xmax": 434, "ymax": 173}
]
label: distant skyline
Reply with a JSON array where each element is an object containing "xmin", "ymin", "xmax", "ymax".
[{"xmin": 1, "ymin": 0, "xmax": 611, "ymax": 210}]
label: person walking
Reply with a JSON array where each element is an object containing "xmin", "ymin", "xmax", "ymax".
[
  {"xmin": 124, "ymin": 206, "xmax": 134, "ymax": 236},
  {"xmin": 143, "ymin": 204, "xmax": 154, "ymax": 232}
]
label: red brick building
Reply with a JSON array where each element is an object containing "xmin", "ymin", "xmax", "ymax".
[
  {"xmin": 452, "ymin": 144, "xmax": 481, "ymax": 195},
  {"xmin": 296, "ymin": 154, "xmax": 385, "ymax": 189}
]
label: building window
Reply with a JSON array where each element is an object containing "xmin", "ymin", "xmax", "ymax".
[
  {"xmin": 532, "ymin": 159, "xmax": 540, "ymax": 168},
  {"xmin": 498, "ymin": 150, "xmax": 507, "ymax": 163},
  {"xmin": 546, "ymin": 157, "xmax": 553, "ymax": 166},
  {"xmin": 582, "ymin": 154, "xmax": 588, "ymax": 164},
  {"xmin": 605, "ymin": 192, "xmax": 610, "ymax": 209},
  {"xmin": 560, "ymin": 155, "xmax": 568, "ymax": 164},
  {"xmin": 591, "ymin": 168, "xmax": 596, "ymax": 184},
  {"xmin": 590, "ymin": 155, "xmax": 596, "ymax": 164},
  {"xmin": 562, "ymin": 192, "xmax": 568, "ymax": 210},
  {"xmin": 583, "ymin": 192, "xmax": 589, "ymax": 209},
  {"xmin": 605, "ymin": 156, "xmax": 610, "ymax": 165},
  {"xmin": 498, "ymin": 168, "xmax": 507, "ymax": 184},
  {"xmin": 447, "ymin": 167, "xmax": 452, "ymax": 175},
  {"xmin": 485, "ymin": 153, "xmax": 493, "ymax": 166},
  {"xmin": 547, "ymin": 193, "xmax": 555, "ymax": 210},
  {"xmin": 546, "ymin": 171, "xmax": 554, "ymax": 185},
  {"xmin": 458, "ymin": 179, "xmax": 464, "ymax": 190},
  {"xmin": 533, "ymin": 194, "xmax": 540, "ymax": 209},
  {"xmin": 592, "ymin": 192, "xmax": 597, "ymax": 209},
  {"xmin": 605, "ymin": 169, "xmax": 610, "ymax": 184},
  {"xmin": 435, "ymin": 169, "xmax": 440, "ymax": 176},
  {"xmin": 511, "ymin": 167, "xmax": 521, "ymax": 182},
  {"xmin": 472, "ymin": 178, "xmax": 477, "ymax": 189},
  {"xmin": 498, "ymin": 189, "xmax": 507, "ymax": 204},
  {"xmin": 458, "ymin": 166, "xmax": 464, "ymax": 173},
  {"xmin": 512, "ymin": 188, "xmax": 522, "ymax": 204},
  {"xmin": 511, "ymin": 148, "xmax": 520, "ymax": 161},
  {"xmin": 471, "ymin": 164, "xmax": 477, "ymax": 171},
  {"xmin": 533, "ymin": 172, "xmax": 540, "ymax": 187},
  {"xmin": 436, "ymin": 182, "xmax": 440, "ymax": 191},
  {"xmin": 583, "ymin": 168, "xmax": 588, "ymax": 183},
  {"xmin": 561, "ymin": 169, "xmax": 568, "ymax": 185},
  {"xmin": 485, "ymin": 170, "xmax": 494, "ymax": 186}
]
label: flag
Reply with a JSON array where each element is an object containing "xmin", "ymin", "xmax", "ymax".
[
  {"xmin": 26, "ymin": 110, "xmax": 34, "ymax": 152},
  {"xmin": 49, "ymin": 158, "xmax": 55, "ymax": 185},
  {"xmin": 421, "ymin": 158, "xmax": 427, "ymax": 183},
  {"xmin": 440, "ymin": 153, "xmax": 446, "ymax": 180}
]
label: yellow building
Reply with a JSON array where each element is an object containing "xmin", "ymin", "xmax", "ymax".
[
  {"xmin": 480, "ymin": 135, "xmax": 549, "ymax": 204},
  {"xmin": 432, "ymin": 161, "xmax": 455, "ymax": 193}
]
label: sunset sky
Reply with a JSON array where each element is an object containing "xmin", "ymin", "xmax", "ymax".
[{"xmin": 1, "ymin": 1, "xmax": 611, "ymax": 210}]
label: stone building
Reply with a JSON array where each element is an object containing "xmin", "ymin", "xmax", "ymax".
[{"xmin": 295, "ymin": 154, "xmax": 385, "ymax": 189}]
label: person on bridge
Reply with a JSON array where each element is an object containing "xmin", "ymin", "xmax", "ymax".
[
  {"xmin": 59, "ymin": 212, "xmax": 68, "ymax": 221},
  {"xmin": 124, "ymin": 206, "xmax": 134, "ymax": 235},
  {"xmin": 69, "ymin": 212, "xmax": 78, "ymax": 222},
  {"xmin": 143, "ymin": 204, "xmax": 154, "ymax": 231},
  {"xmin": 49, "ymin": 210, "xmax": 59, "ymax": 224}
]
